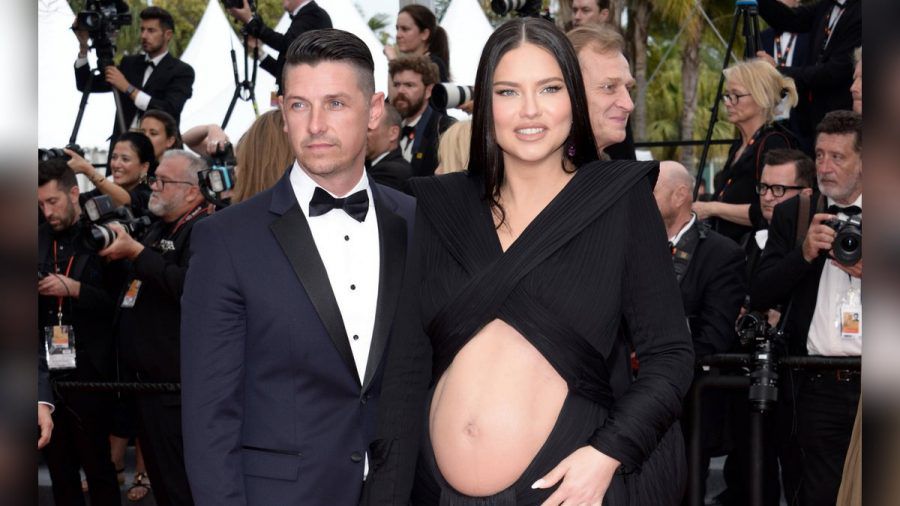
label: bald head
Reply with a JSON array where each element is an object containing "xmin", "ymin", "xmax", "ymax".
[{"xmin": 654, "ymin": 161, "xmax": 695, "ymax": 228}]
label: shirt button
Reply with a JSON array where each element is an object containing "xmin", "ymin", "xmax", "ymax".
[
  {"xmin": 350, "ymin": 284, "xmax": 356, "ymax": 290},
  {"xmin": 344, "ymin": 235, "xmax": 350, "ymax": 241},
  {"xmin": 350, "ymin": 452, "xmax": 363, "ymax": 463},
  {"xmin": 352, "ymin": 334, "xmax": 359, "ymax": 341}
]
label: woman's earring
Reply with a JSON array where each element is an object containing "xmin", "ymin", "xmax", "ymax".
[{"xmin": 567, "ymin": 142, "xmax": 576, "ymax": 158}]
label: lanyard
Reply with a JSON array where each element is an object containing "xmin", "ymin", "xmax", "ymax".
[
  {"xmin": 170, "ymin": 203, "xmax": 212, "ymax": 237},
  {"xmin": 52, "ymin": 241, "xmax": 75, "ymax": 325},
  {"xmin": 823, "ymin": 5, "xmax": 845, "ymax": 50},
  {"xmin": 774, "ymin": 33, "xmax": 796, "ymax": 66}
]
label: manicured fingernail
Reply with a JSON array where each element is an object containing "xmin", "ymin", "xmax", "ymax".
[{"xmin": 531, "ymin": 479, "xmax": 545, "ymax": 489}]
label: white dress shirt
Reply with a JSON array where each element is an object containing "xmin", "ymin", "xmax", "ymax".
[
  {"xmin": 807, "ymin": 195, "xmax": 862, "ymax": 356},
  {"xmin": 289, "ymin": 162, "xmax": 380, "ymax": 382},
  {"xmin": 668, "ymin": 213, "xmax": 697, "ymax": 246},
  {"xmin": 399, "ymin": 114, "xmax": 423, "ymax": 162}
]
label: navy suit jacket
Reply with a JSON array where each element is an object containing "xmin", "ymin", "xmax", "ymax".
[{"xmin": 181, "ymin": 168, "xmax": 415, "ymax": 505}]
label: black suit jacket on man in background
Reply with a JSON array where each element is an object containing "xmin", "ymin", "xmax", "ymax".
[
  {"xmin": 38, "ymin": 220, "xmax": 122, "ymax": 506},
  {"xmin": 408, "ymin": 105, "xmax": 456, "ymax": 178},
  {"xmin": 114, "ymin": 206, "xmax": 210, "ymax": 506},
  {"xmin": 367, "ymin": 148, "xmax": 413, "ymax": 193},
  {"xmin": 757, "ymin": 0, "xmax": 861, "ymax": 152},
  {"xmin": 245, "ymin": 1, "xmax": 332, "ymax": 94},
  {"xmin": 75, "ymin": 53, "xmax": 195, "ymax": 145}
]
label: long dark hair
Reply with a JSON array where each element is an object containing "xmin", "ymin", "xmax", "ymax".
[
  {"xmin": 399, "ymin": 5, "xmax": 450, "ymax": 75},
  {"xmin": 469, "ymin": 17, "xmax": 598, "ymax": 222},
  {"xmin": 115, "ymin": 131, "xmax": 156, "ymax": 166},
  {"xmin": 141, "ymin": 109, "xmax": 184, "ymax": 150}
]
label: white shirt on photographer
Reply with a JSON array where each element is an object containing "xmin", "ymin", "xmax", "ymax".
[{"xmin": 807, "ymin": 194, "xmax": 862, "ymax": 356}]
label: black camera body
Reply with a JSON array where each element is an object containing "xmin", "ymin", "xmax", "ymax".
[
  {"xmin": 74, "ymin": 0, "xmax": 132, "ymax": 69},
  {"xmin": 81, "ymin": 195, "xmax": 151, "ymax": 252},
  {"xmin": 491, "ymin": 0, "xmax": 544, "ymax": 17},
  {"xmin": 735, "ymin": 311, "xmax": 783, "ymax": 413},
  {"xmin": 824, "ymin": 215, "xmax": 861, "ymax": 266},
  {"xmin": 222, "ymin": 0, "xmax": 256, "ymax": 9},
  {"xmin": 39, "ymin": 144, "xmax": 85, "ymax": 162}
]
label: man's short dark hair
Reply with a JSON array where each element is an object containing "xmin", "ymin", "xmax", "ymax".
[
  {"xmin": 39, "ymin": 159, "xmax": 77, "ymax": 191},
  {"xmin": 282, "ymin": 29, "xmax": 375, "ymax": 97},
  {"xmin": 140, "ymin": 6, "xmax": 175, "ymax": 32},
  {"xmin": 763, "ymin": 148, "xmax": 816, "ymax": 188},
  {"xmin": 388, "ymin": 55, "xmax": 440, "ymax": 87},
  {"xmin": 596, "ymin": 0, "xmax": 611, "ymax": 9},
  {"xmin": 816, "ymin": 110, "xmax": 862, "ymax": 153},
  {"xmin": 382, "ymin": 103, "xmax": 402, "ymax": 129}
]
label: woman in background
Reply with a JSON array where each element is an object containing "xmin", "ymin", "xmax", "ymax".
[
  {"xmin": 386, "ymin": 4, "xmax": 451, "ymax": 82},
  {"xmin": 692, "ymin": 58, "xmax": 798, "ymax": 242}
]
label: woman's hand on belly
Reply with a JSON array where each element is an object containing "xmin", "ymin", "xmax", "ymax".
[{"xmin": 532, "ymin": 446, "xmax": 621, "ymax": 506}]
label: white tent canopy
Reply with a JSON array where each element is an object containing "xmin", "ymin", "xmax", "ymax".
[
  {"xmin": 441, "ymin": 0, "xmax": 493, "ymax": 88},
  {"xmin": 38, "ymin": 0, "xmax": 118, "ymax": 152},
  {"xmin": 179, "ymin": 0, "xmax": 280, "ymax": 143}
]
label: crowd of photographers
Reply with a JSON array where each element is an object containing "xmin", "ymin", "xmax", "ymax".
[{"xmin": 38, "ymin": 1, "xmax": 861, "ymax": 505}]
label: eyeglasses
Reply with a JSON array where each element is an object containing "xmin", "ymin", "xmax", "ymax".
[
  {"xmin": 756, "ymin": 182, "xmax": 807, "ymax": 197},
  {"xmin": 721, "ymin": 93, "xmax": 751, "ymax": 105},
  {"xmin": 147, "ymin": 176, "xmax": 195, "ymax": 190}
]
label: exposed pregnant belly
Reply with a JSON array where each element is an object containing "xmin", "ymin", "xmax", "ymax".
[{"xmin": 429, "ymin": 319, "xmax": 568, "ymax": 497}]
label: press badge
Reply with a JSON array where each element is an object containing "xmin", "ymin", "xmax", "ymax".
[
  {"xmin": 121, "ymin": 279, "xmax": 142, "ymax": 308},
  {"xmin": 839, "ymin": 286, "xmax": 862, "ymax": 341},
  {"xmin": 44, "ymin": 325, "xmax": 77, "ymax": 370}
]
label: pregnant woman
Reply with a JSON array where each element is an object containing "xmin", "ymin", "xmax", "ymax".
[{"xmin": 368, "ymin": 17, "xmax": 694, "ymax": 506}]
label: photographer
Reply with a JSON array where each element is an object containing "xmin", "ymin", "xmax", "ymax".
[
  {"xmin": 74, "ymin": 6, "xmax": 195, "ymax": 148},
  {"xmin": 38, "ymin": 159, "xmax": 121, "ymax": 506},
  {"xmin": 99, "ymin": 150, "xmax": 212, "ymax": 506},
  {"xmin": 227, "ymin": 0, "xmax": 332, "ymax": 94},
  {"xmin": 750, "ymin": 110, "xmax": 862, "ymax": 506}
]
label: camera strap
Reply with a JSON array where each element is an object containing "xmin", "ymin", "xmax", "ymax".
[
  {"xmin": 672, "ymin": 220, "xmax": 708, "ymax": 284},
  {"xmin": 794, "ymin": 193, "xmax": 826, "ymax": 249}
]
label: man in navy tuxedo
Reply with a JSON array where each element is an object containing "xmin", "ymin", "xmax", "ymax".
[{"xmin": 181, "ymin": 29, "xmax": 415, "ymax": 505}]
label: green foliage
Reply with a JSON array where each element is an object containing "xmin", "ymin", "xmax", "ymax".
[{"xmin": 367, "ymin": 12, "xmax": 393, "ymax": 46}]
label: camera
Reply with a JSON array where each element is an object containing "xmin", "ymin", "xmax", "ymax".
[
  {"xmin": 200, "ymin": 143, "xmax": 237, "ymax": 208},
  {"xmin": 74, "ymin": 0, "xmax": 132, "ymax": 69},
  {"xmin": 39, "ymin": 144, "xmax": 85, "ymax": 162},
  {"xmin": 735, "ymin": 311, "xmax": 783, "ymax": 413},
  {"xmin": 81, "ymin": 195, "xmax": 151, "ymax": 251},
  {"xmin": 430, "ymin": 83, "xmax": 474, "ymax": 110},
  {"xmin": 491, "ymin": 0, "xmax": 543, "ymax": 17},
  {"xmin": 824, "ymin": 216, "xmax": 862, "ymax": 266}
]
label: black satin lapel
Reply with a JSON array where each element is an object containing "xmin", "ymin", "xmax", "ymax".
[
  {"xmin": 362, "ymin": 192, "xmax": 407, "ymax": 391},
  {"xmin": 270, "ymin": 205, "xmax": 361, "ymax": 386}
]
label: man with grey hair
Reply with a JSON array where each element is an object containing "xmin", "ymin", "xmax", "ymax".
[
  {"xmin": 653, "ymin": 161, "xmax": 746, "ymax": 503},
  {"xmin": 366, "ymin": 102, "xmax": 413, "ymax": 192},
  {"xmin": 99, "ymin": 149, "xmax": 212, "ymax": 506}
]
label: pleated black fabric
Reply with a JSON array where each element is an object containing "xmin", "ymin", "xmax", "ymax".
[{"xmin": 380, "ymin": 160, "xmax": 695, "ymax": 505}]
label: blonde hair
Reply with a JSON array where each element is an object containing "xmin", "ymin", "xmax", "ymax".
[
  {"xmin": 232, "ymin": 110, "xmax": 294, "ymax": 203},
  {"xmin": 436, "ymin": 120, "xmax": 471, "ymax": 175},
  {"xmin": 853, "ymin": 46, "xmax": 861, "ymax": 65},
  {"xmin": 723, "ymin": 58, "xmax": 798, "ymax": 123}
]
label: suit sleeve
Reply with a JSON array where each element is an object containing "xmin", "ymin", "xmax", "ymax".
[
  {"xmin": 38, "ymin": 352, "xmax": 53, "ymax": 406},
  {"xmin": 750, "ymin": 199, "xmax": 818, "ymax": 311},
  {"xmin": 250, "ymin": 12, "xmax": 331, "ymax": 53},
  {"xmin": 690, "ymin": 241, "xmax": 746, "ymax": 357},
  {"xmin": 131, "ymin": 235, "xmax": 191, "ymax": 302},
  {"xmin": 757, "ymin": 0, "xmax": 821, "ymax": 34},
  {"xmin": 588, "ymin": 180, "xmax": 695, "ymax": 471},
  {"xmin": 181, "ymin": 217, "xmax": 249, "ymax": 504},
  {"xmin": 146, "ymin": 62, "xmax": 195, "ymax": 120},
  {"xmin": 74, "ymin": 60, "xmax": 114, "ymax": 93},
  {"xmin": 778, "ymin": 15, "xmax": 860, "ymax": 91},
  {"xmin": 362, "ymin": 204, "xmax": 432, "ymax": 506}
]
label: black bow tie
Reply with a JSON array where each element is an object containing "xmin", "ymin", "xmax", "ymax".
[
  {"xmin": 827, "ymin": 204, "xmax": 861, "ymax": 216},
  {"xmin": 400, "ymin": 125, "xmax": 415, "ymax": 140},
  {"xmin": 309, "ymin": 187, "xmax": 368, "ymax": 222},
  {"xmin": 143, "ymin": 58, "xmax": 156, "ymax": 70}
]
